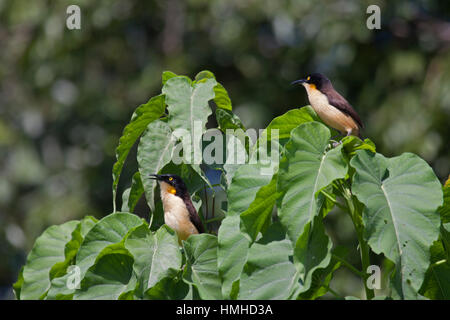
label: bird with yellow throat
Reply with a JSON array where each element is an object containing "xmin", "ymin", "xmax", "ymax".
[
  {"xmin": 291, "ymin": 73, "xmax": 364, "ymax": 139},
  {"xmin": 150, "ymin": 174, "xmax": 204, "ymax": 244}
]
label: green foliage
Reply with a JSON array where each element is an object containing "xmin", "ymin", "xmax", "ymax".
[
  {"xmin": 419, "ymin": 182, "xmax": 450, "ymax": 299},
  {"xmin": 183, "ymin": 234, "xmax": 222, "ymax": 300},
  {"xmin": 20, "ymin": 220, "xmax": 79, "ymax": 300},
  {"xmin": 112, "ymin": 95, "xmax": 166, "ymax": 212},
  {"xmin": 278, "ymin": 122, "xmax": 347, "ymax": 245},
  {"xmin": 15, "ymin": 71, "xmax": 447, "ymax": 300},
  {"xmin": 239, "ymin": 238, "xmax": 299, "ymax": 299},
  {"xmin": 351, "ymin": 151, "xmax": 443, "ymax": 299},
  {"xmin": 3, "ymin": 1, "xmax": 449, "ymax": 300},
  {"xmin": 137, "ymin": 120, "xmax": 176, "ymax": 212}
]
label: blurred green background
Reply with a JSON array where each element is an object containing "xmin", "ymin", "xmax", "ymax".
[{"xmin": 0, "ymin": 0, "xmax": 449, "ymax": 299}]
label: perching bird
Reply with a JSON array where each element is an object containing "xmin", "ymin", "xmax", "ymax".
[
  {"xmin": 291, "ymin": 73, "xmax": 363, "ymax": 138},
  {"xmin": 149, "ymin": 174, "xmax": 204, "ymax": 243}
]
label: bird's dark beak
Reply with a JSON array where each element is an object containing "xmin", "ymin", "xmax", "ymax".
[
  {"xmin": 291, "ymin": 79, "xmax": 307, "ymax": 85},
  {"xmin": 149, "ymin": 174, "xmax": 162, "ymax": 180}
]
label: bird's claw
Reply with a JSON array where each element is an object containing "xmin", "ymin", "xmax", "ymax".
[{"xmin": 332, "ymin": 140, "xmax": 342, "ymax": 148}]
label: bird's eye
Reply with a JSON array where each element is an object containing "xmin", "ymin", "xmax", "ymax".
[{"xmin": 169, "ymin": 177, "xmax": 173, "ymax": 181}]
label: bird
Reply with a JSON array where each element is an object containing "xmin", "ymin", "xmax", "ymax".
[
  {"xmin": 291, "ymin": 73, "xmax": 363, "ymax": 138},
  {"xmin": 149, "ymin": 174, "xmax": 204, "ymax": 243}
]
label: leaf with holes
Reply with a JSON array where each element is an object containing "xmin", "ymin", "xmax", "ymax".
[{"xmin": 350, "ymin": 150, "xmax": 443, "ymax": 299}]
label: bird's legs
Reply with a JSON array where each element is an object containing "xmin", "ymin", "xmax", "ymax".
[{"xmin": 332, "ymin": 130, "xmax": 352, "ymax": 147}]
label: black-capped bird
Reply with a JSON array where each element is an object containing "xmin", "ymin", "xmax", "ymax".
[
  {"xmin": 291, "ymin": 73, "xmax": 363, "ymax": 138},
  {"xmin": 149, "ymin": 174, "xmax": 204, "ymax": 243}
]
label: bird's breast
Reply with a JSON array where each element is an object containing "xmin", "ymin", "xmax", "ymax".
[
  {"xmin": 307, "ymin": 89, "xmax": 359, "ymax": 135},
  {"xmin": 160, "ymin": 190, "xmax": 199, "ymax": 242}
]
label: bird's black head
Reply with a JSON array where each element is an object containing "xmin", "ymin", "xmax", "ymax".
[
  {"xmin": 291, "ymin": 73, "xmax": 331, "ymax": 90},
  {"xmin": 149, "ymin": 174, "xmax": 188, "ymax": 197}
]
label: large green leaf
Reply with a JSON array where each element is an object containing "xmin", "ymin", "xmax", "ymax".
[
  {"xmin": 350, "ymin": 150, "xmax": 443, "ymax": 299},
  {"xmin": 49, "ymin": 216, "xmax": 98, "ymax": 280},
  {"xmin": 137, "ymin": 120, "xmax": 176, "ymax": 212},
  {"xmin": 218, "ymin": 141, "xmax": 279, "ymax": 298},
  {"xmin": 238, "ymin": 239, "xmax": 300, "ymax": 300},
  {"xmin": 75, "ymin": 213, "xmax": 143, "ymax": 279},
  {"xmin": 298, "ymin": 246, "xmax": 347, "ymax": 300},
  {"xmin": 419, "ymin": 184, "xmax": 450, "ymax": 299},
  {"xmin": 45, "ymin": 217, "xmax": 98, "ymax": 300},
  {"xmin": 74, "ymin": 244, "xmax": 136, "ymax": 300},
  {"xmin": 217, "ymin": 215, "xmax": 250, "ymax": 299},
  {"xmin": 162, "ymin": 76, "xmax": 215, "ymax": 190},
  {"xmin": 240, "ymin": 174, "xmax": 282, "ymax": 242},
  {"xmin": 163, "ymin": 76, "xmax": 215, "ymax": 135},
  {"xmin": 217, "ymin": 162, "xmax": 274, "ymax": 298},
  {"xmin": 46, "ymin": 213, "xmax": 143, "ymax": 300},
  {"xmin": 19, "ymin": 220, "xmax": 79, "ymax": 299},
  {"xmin": 277, "ymin": 122, "xmax": 348, "ymax": 244},
  {"xmin": 112, "ymin": 94, "xmax": 166, "ymax": 211},
  {"xmin": 144, "ymin": 276, "xmax": 192, "ymax": 300},
  {"xmin": 292, "ymin": 217, "xmax": 332, "ymax": 297},
  {"xmin": 183, "ymin": 234, "xmax": 222, "ymax": 300},
  {"xmin": 125, "ymin": 224, "xmax": 181, "ymax": 298},
  {"xmin": 227, "ymin": 163, "xmax": 273, "ymax": 216},
  {"xmin": 259, "ymin": 106, "xmax": 319, "ymax": 147}
]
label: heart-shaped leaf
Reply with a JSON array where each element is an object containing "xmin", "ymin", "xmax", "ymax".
[
  {"xmin": 125, "ymin": 224, "xmax": 181, "ymax": 297},
  {"xmin": 238, "ymin": 239, "xmax": 300, "ymax": 300},
  {"xmin": 20, "ymin": 220, "xmax": 79, "ymax": 300},
  {"xmin": 350, "ymin": 150, "xmax": 443, "ymax": 299},
  {"xmin": 183, "ymin": 234, "xmax": 222, "ymax": 299},
  {"xmin": 74, "ymin": 244, "xmax": 136, "ymax": 300},
  {"xmin": 278, "ymin": 122, "xmax": 348, "ymax": 245}
]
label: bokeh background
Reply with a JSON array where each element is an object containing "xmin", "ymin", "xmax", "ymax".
[{"xmin": 0, "ymin": 0, "xmax": 449, "ymax": 299}]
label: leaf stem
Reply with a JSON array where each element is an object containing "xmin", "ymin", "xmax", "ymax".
[
  {"xmin": 212, "ymin": 193, "xmax": 215, "ymax": 220},
  {"xmin": 332, "ymin": 254, "xmax": 365, "ymax": 278},
  {"xmin": 205, "ymin": 216, "xmax": 224, "ymax": 224},
  {"xmin": 339, "ymin": 180, "xmax": 375, "ymax": 300},
  {"xmin": 320, "ymin": 190, "xmax": 347, "ymax": 211},
  {"xmin": 204, "ymin": 186, "xmax": 209, "ymax": 218},
  {"xmin": 357, "ymin": 235, "xmax": 374, "ymax": 300},
  {"xmin": 323, "ymin": 285, "xmax": 343, "ymax": 299}
]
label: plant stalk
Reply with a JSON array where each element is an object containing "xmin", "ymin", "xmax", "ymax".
[
  {"xmin": 339, "ymin": 180, "xmax": 375, "ymax": 300},
  {"xmin": 332, "ymin": 254, "xmax": 365, "ymax": 278},
  {"xmin": 355, "ymin": 228, "xmax": 374, "ymax": 300}
]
